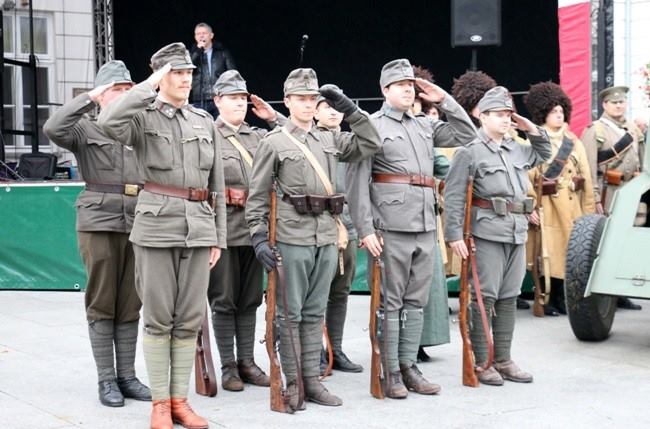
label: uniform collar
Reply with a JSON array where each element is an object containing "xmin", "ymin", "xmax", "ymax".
[
  {"xmin": 381, "ymin": 102, "xmax": 414, "ymax": 121},
  {"xmin": 602, "ymin": 112, "xmax": 627, "ymax": 128},
  {"xmin": 286, "ymin": 118, "xmax": 320, "ymax": 141},
  {"xmin": 215, "ymin": 116, "xmax": 251, "ymax": 136},
  {"xmin": 477, "ymin": 127, "xmax": 514, "ymax": 152},
  {"xmin": 154, "ymin": 98, "xmax": 190, "ymax": 120}
]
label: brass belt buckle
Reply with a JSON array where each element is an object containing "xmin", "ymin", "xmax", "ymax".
[{"xmin": 124, "ymin": 184, "xmax": 139, "ymax": 196}]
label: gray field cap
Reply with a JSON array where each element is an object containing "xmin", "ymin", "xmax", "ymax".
[
  {"xmin": 478, "ymin": 86, "xmax": 514, "ymax": 113},
  {"xmin": 95, "ymin": 60, "xmax": 133, "ymax": 87},
  {"xmin": 150, "ymin": 42, "xmax": 196, "ymax": 71},
  {"xmin": 284, "ymin": 68, "xmax": 319, "ymax": 96},
  {"xmin": 213, "ymin": 70, "xmax": 249, "ymax": 96},
  {"xmin": 380, "ymin": 59, "xmax": 415, "ymax": 88}
]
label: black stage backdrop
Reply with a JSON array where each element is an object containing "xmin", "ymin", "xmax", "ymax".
[{"xmin": 114, "ymin": 0, "xmax": 558, "ymax": 115}]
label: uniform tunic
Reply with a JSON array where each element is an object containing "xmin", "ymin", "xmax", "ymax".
[
  {"xmin": 347, "ymin": 96, "xmax": 476, "ymax": 311},
  {"xmin": 98, "ymin": 81, "xmax": 227, "ymax": 338},
  {"xmin": 44, "ymin": 93, "xmax": 142, "ymax": 322}
]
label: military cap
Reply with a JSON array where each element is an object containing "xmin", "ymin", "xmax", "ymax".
[
  {"xmin": 478, "ymin": 86, "xmax": 514, "ymax": 113},
  {"xmin": 94, "ymin": 60, "xmax": 133, "ymax": 87},
  {"xmin": 380, "ymin": 59, "xmax": 415, "ymax": 88},
  {"xmin": 283, "ymin": 68, "xmax": 319, "ymax": 96},
  {"xmin": 150, "ymin": 42, "xmax": 196, "ymax": 71},
  {"xmin": 213, "ymin": 70, "xmax": 249, "ymax": 96},
  {"xmin": 599, "ymin": 86, "xmax": 629, "ymax": 103},
  {"xmin": 316, "ymin": 84, "xmax": 342, "ymax": 106}
]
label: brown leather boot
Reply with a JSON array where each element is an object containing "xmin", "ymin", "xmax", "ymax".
[
  {"xmin": 238, "ymin": 358, "xmax": 270, "ymax": 386},
  {"xmin": 400, "ymin": 364, "xmax": 441, "ymax": 395},
  {"xmin": 170, "ymin": 398, "xmax": 208, "ymax": 429},
  {"xmin": 384, "ymin": 371, "xmax": 408, "ymax": 399},
  {"xmin": 494, "ymin": 360, "xmax": 533, "ymax": 383},
  {"xmin": 476, "ymin": 366, "xmax": 504, "ymax": 386},
  {"xmin": 303, "ymin": 376, "xmax": 342, "ymax": 406},
  {"xmin": 221, "ymin": 361, "xmax": 244, "ymax": 391},
  {"xmin": 150, "ymin": 399, "xmax": 173, "ymax": 429}
]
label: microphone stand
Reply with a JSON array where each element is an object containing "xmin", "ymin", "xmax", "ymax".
[{"xmin": 198, "ymin": 44, "xmax": 205, "ymax": 111}]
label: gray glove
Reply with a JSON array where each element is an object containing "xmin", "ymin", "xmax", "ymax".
[
  {"xmin": 319, "ymin": 84, "xmax": 357, "ymax": 118},
  {"xmin": 251, "ymin": 232, "xmax": 277, "ymax": 272}
]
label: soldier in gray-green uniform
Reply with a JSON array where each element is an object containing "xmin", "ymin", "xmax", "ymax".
[
  {"xmin": 246, "ymin": 69, "xmax": 380, "ymax": 410},
  {"xmin": 43, "ymin": 60, "xmax": 151, "ymax": 408},
  {"xmin": 346, "ymin": 59, "xmax": 476, "ymax": 399},
  {"xmin": 444, "ymin": 86, "xmax": 552, "ymax": 386},
  {"xmin": 207, "ymin": 70, "xmax": 285, "ymax": 391},
  {"xmin": 581, "ymin": 86, "xmax": 644, "ymax": 310},
  {"xmin": 314, "ymin": 89, "xmax": 363, "ymax": 374},
  {"xmin": 98, "ymin": 43, "xmax": 226, "ymax": 429}
]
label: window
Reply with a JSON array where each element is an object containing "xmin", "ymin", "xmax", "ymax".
[
  {"xmin": 19, "ymin": 16, "xmax": 48, "ymax": 55},
  {"xmin": 3, "ymin": 14, "xmax": 13, "ymax": 54},
  {"xmin": 2, "ymin": 13, "xmax": 53, "ymax": 150}
]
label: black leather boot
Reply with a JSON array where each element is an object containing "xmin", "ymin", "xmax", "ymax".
[{"xmin": 98, "ymin": 379, "xmax": 125, "ymax": 407}]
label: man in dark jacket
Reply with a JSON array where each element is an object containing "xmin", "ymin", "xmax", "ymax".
[{"xmin": 190, "ymin": 22, "xmax": 236, "ymax": 117}]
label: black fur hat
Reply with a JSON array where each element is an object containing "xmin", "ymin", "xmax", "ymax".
[
  {"xmin": 451, "ymin": 71, "xmax": 497, "ymax": 114},
  {"xmin": 524, "ymin": 81, "xmax": 572, "ymax": 126}
]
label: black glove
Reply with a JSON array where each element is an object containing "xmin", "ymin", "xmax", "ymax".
[
  {"xmin": 319, "ymin": 84, "xmax": 357, "ymax": 118},
  {"xmin": 251, "ymin": 232, "xmax": 277, "ymax": 272}
]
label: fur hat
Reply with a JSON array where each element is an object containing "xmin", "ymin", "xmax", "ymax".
[
  {"xmin": 524, "ymin": 81, "xmax": 572, "ymax": 126},
  {"xmin": 451, "ymin": 71, "xmax": 497, "ymax": 114}
]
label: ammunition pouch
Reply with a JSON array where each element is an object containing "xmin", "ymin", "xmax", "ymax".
[{"xmin": 282, "ymin": 193, "xmax": 346, "ymax": 216}]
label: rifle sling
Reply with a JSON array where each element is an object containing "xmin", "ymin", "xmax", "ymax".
[
  {"xmin": 276, "ymin": 258, "xmax": 305, "ymax": 408},
  {"xmin": 468, "ymin": 236, "xmax": 495, "ymax": 370},
  {"xmin": 597, "ymin": 132, "xmax": 634, "ymax": 164},
  {"xmin": 543, "ymin": 135, "xmax": 574, "ymax": 180}
]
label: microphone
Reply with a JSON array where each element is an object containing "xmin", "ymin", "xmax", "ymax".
[{"xmin": 299, "ymin": 34, "xmax": 309, "ymax": 66}]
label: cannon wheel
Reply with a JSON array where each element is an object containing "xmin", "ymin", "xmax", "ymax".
[{"xmin": 565, "ymin": 214, "xmax": 616, "ymax": 341}]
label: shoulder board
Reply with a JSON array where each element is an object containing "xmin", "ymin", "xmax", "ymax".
[
  {"xmin": 145, "ymin": 102, "xmax": 157, "ymax": 111},
  {"xmin": 188, "ymin": 106, "xmax": 209, "ymax": 117},
  {"xmin": 265, "ymin": 127, "xmax": 282, "ymax": 136},
  {"xmin": 370, "ymin": 110, "xmax": 383, "ymax": 119}
]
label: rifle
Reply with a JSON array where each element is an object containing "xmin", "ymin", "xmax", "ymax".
[
  {"xmin": 531, "ymin": 176, "xmax": 544, "ymax": 317},
  {"xmin": 369, "ymin": 251, "xmax": 385, "ymax": 399},
  {"xmin": 265, "ymin": 178, "xmax": 299, "ymax": 413},
  {"xmin": 195, "ymin": 192, "xmax": 219, "ymax": 397},
  {"xmin": 195, "ymin": 306, "xmax": 218, "ymax": 397},
  {"xmin": 459, "ymin": 171, "xmax": 494, "ymax": 387},
  {"xmin": 600, "ymin": 166, "xmax": 609, "ymax": 215},
  {"xmin": 320, "ymin": 323, "xmax": 334, "ymax": 380}
]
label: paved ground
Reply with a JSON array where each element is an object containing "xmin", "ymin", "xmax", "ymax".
[{"xmin": 1, "ymin": 291, "xmax": 649, "ymax": 429}]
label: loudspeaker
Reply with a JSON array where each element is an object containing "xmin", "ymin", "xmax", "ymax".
[{"xmin": 451, "ymin": 0, "xmax": 502, "ymax": 47}]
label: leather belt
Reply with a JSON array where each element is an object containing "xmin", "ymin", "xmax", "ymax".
[
  {"xmin": 372, "ymin": 173, "xmax": 436, "ymax": 189},
  {"xmin": 225, "ymin": 187, "xmax": 248, "ymax": 208},
  {"xmin": 85, "ymin": 182, "xmax": 143, "ymax": 196},
  {"xmin": 144, "ymin": 182, "xmax": 209, "ymax": 201},
  {"xmin": 472, "ymin": 197, "xmax": 534, "ymax": 215}
]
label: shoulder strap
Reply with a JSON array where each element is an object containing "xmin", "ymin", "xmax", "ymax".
[
  {"xmin": 226, "ymin": 135, "xmax": 254, "ymax": 167},
  {"xmin": 281, "ymin": 127, "xmax": 334, "ymax": 195},
  {"xmin": 543, "ymin": 135, "xmax": 574, "ymax": 180}
]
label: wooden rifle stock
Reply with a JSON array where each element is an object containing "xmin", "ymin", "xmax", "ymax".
[
  {"xmin": 459, "ymin": 174, "xmax": 479, "ymax": 387},
  {"xmin": 369, "ymin": 256, "xmax": 385, "ymax": 399},
  {"xmin": 195, "ymin": 306, "xmax": 218, "ymax": 397},
  {"xmin": 320, "ymin": 324, "xmax": 334, "ymax": 380},
  {"xmin": 265, "ymin": 180, "xmax": 294, "ymax": 413},
  {"xmin": 532, "ymin": 175, "xmax": 545, "ymax": 317}
]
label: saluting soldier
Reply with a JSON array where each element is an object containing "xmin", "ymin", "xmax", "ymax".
[
  {"xmin": 246, "ymin": 69, "xmax": 380, "ymax": 409},
  {"xmin": 207, "ymin": 70, "xmax": 284, "ymax": 391},
  {"xmin": 524, "ymin": 82, "xmax": 595, "ymax": 316},
  {"xmin": 444, "ymin": 87, "xmax": 552, "ymax": 386},
  {"xmin": 43, "ymin": 61, "xmax": 151, "ymax": 408},
  {"xmin": 314, "ymin": 88, "xmax": 364, "ymax": 374},
  {"xmin": 98, "ymin": 43, "xmax": 227, "ymax": 429},
  {"xmin": 346, "ymin": 59, "xmax": 476, "ymax": 398},
  {"xmin": 581, "ymin": 86, "xmax": 644, "ymax": 310}
]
